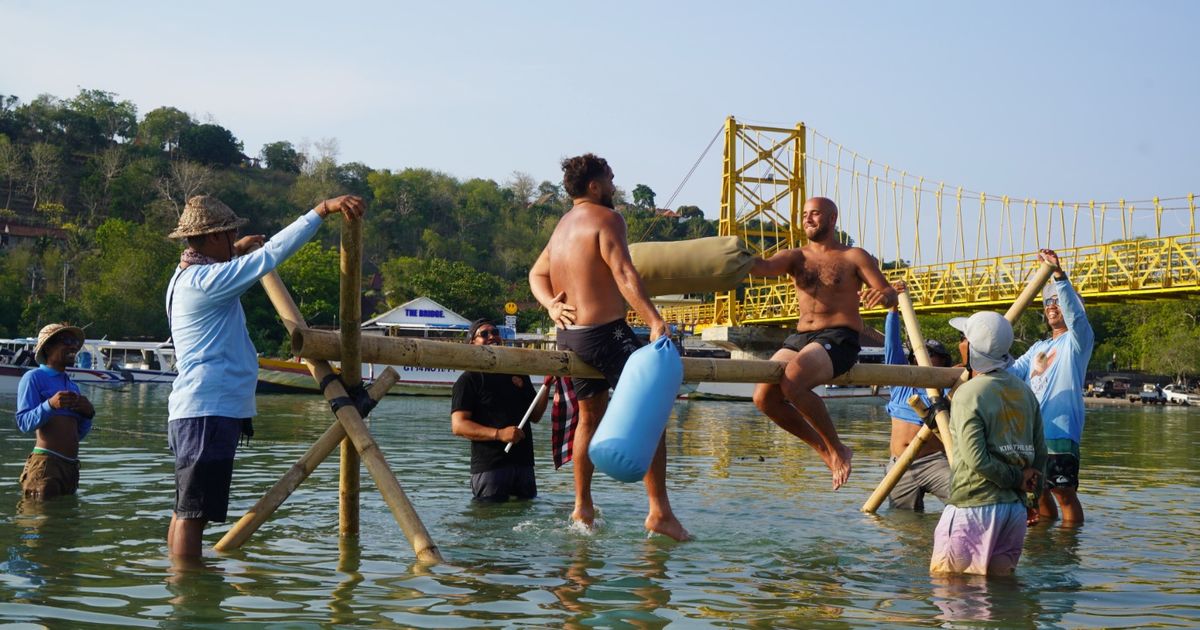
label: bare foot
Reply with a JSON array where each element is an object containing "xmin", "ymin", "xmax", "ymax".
[
  {"xmin": 572, "ymin": 504, "xmax": 595, "ymax": 529},
  {"xmin": 645, "ymin": 514, "xmax": 692, "ymax": 542},
  {"xmin": 822, "ymin": 443, "xmax": 853, "ymax": 490}
]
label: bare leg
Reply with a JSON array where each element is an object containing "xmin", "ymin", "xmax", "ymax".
[
  {"xmin": 642, "ymin": 436, "xmax": 690, "ymax": 541},
  {"xmin": 766, "ymin": 346, "xmax": 853, "ymax": 489},
  {"xmin": 1051, "ymin": 487, "xmax": 1084, "ymax": 524},
  {"xmin": 570, "ymin": 394, "xmax": 606, "ymax": 528},
  {"xmin": 169, "ymin": 514, "xmax": 206, "ymax": 557},
  {"xmin": 1037, "ymin": 490, "xmax": 1058, "ymax": 521},
  {"xmin": 752, "ymin": 382, "xmax": 827, "ymax": 453}
]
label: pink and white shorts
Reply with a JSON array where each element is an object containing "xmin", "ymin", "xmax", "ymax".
[{"xmin": 930, "ymin": 502, "xmax": 1027, "ymax": 575}]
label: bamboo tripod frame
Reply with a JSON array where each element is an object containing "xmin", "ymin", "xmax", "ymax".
[
  {"xmin": 215, "ymin": 220, "xmax": 442, "ymax": 563},
  {"xmin": 861, "ymin": 262, "xmax": 1056, "ymax": 513}
]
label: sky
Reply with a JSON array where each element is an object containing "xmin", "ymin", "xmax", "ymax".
[{"xmin": 3, "ymin": 1, "xmax": 1198, "ymax": 226}]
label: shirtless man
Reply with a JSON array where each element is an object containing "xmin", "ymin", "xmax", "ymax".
[
  {"xmin": 749, "ymin": 197, "xmax": 897, "ymax": 490},
  {"xmin": 528, "ymin": 153, "xmax": 688, "ymax": 541}
]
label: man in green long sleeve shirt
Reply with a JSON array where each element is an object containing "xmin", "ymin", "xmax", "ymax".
[{"xmin": 930, "ymin": 311, "xmax": 1047, "ymax": 576}]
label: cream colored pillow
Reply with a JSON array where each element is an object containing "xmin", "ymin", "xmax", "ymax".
[{"xmin": 629, "ymin": 236, "xmax": 755, "ymax": 296}]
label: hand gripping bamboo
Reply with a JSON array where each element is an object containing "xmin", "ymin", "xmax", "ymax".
[{"xmin": 861, "ymin": 261, "xmax": 1056, "ymax": 513}]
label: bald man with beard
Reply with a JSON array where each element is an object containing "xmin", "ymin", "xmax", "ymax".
[{"xmin": 749, "ymin": 197, "xmax": 897, "ymax": 490}]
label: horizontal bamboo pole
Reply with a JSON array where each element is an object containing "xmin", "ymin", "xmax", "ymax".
[
  {"xmin": 215, "ymin": 367, "xmax": 401, "ymax": 552},
  {"xmin": 292, "ymin": 329, "xmax": 965, "ymax": 389}
]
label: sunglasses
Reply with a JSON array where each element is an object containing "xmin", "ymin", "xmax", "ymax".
[
  {"xmin": 475, "ymin": 329, "xmax": 501, "ymax": 339},
  {"xmin": 1044, "ymin": 297, "xmax": 1060, "ymax": 308}
]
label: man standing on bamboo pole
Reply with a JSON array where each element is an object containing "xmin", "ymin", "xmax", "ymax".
[
  {"xmin": 1008, "ymin": 249, "xmax": 1093, "ymax": 525},
  {"xmin": 882, "ymin": 282, "xmax": 953, "ymax": 511},
  {"xmin": 164, "ymin": 194, "xmax": 364, "ymax": 557},
  {"xmin": 748, "ymin": 197, "xmax": 897, "ymax": 490},
  {"xmin": 528, "ymin": 153, "xmax": 688, "ymax": 541}
]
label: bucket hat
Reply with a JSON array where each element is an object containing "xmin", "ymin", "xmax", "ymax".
[
  {"xmin": 167, "ymin": 195, "xmax": 248, "ymax": 239},
  {"xmin": 34, "ymin": 322, "xmax": 85, "ymax": 365}
]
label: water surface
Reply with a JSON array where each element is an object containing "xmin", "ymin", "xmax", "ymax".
[{"xmin": 1, "ymin": 386, "xmax": 1197, "ymax": 627}]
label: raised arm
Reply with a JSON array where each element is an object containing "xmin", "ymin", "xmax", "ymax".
[{"xmin": 597, "ymin": 213, "xmax": 667, "ymax": 340}]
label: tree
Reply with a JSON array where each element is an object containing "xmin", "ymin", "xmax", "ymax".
[
  {"xmin": 155, "ymin": 160, "xmax": 213, "ymax": 219},
  {"xmin": 79, "ymin": 146, "xmax": 126, "ymax": 224},
  {"xmin": 379, "ymin": 256, "xmax": 506, "ymax": 321},
  {"xmin": 68, "ymin": 88, "xmax": 138, "ymax": 143},
  {"xmin": 677, "ymin": 205, "xmax": 705, "ymax": 220},
  {"xmin": 277, "ymin": 242, "xmax": 340, "ymax": 326},
  {"xmin": 139, "ymin": 106, "xmax": 193, "ymax": 153},
  {"xmin": 260, "ymin": 140, "xmax": 303, "ymax": 174},
  {"xmin": 507, "ymin": 171, "xmax": 536, "ymax": 206},
  {"xmin": 632, "ymin": 183, "xmax": 656, "ymax": 210},
  {"xmin": 180, "ymin": 123, "xmax": 243, "ymax": 166},
  {"xmin": 25, "ymin": 142, "xmax": 61, "ymax": 210},
  {"xmin": 0, "ymin": 135, "xmax": 23, "ymax": 210}
]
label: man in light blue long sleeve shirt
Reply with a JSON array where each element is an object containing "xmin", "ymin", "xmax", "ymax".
[
  {"xmin": 165, "ymin": 194, "xmax": 364, "ymax": 557},
  {"xmin": 1008, "ymin": 249, "xmax": 1094, "ymax": 524}
]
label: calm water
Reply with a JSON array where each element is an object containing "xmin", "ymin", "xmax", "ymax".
[{"xmin": 1, "ymin": 385, "xmax": 1197, "ymax": 628}]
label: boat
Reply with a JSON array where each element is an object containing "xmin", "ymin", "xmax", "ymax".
[
  {"xmin": 0, "ymin": 338, "xmax": 134, "ymax": 394},
  {"xmin": 80, "ymin": 339, "xmax": 176, "ymax": 384}
]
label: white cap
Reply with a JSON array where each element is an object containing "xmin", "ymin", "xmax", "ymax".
[{"xmin": 948, "ymin": 311, "xmax": 1014, "ymax": 374}]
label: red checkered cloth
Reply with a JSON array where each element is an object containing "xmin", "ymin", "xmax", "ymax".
[{"xmin": 548, "ymin": 375, "xmax": 579, "ymax": 469}]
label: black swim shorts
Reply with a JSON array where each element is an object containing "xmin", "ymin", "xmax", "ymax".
[
  {"xmin": 782, "ymin": 327, "xmax": 862, "ymax": 378},
  {"xmin": 1044, "ymin": 438, "xmax": 1080, "ymax": 490},
  {"xmin": 556, "ymin": 319, "xmax": 644, "ymax": 400}
]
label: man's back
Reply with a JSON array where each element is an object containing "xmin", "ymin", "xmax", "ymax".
[{"xmin": 546, "ymin": 203, "xmax": 627, "ymax": 326}]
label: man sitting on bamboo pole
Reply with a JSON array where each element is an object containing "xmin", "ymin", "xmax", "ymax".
[
  {"xmin": 882, "ymin": 282, "xmax": 953, "ymax": 511},
  {"xmin": 164, "ymin": 194, "xmax": 365, "ymax": 557},
  {"xmin": 528, "ymin": 153, "xmax": 688, "ymax": 541},
  {"xmin": 748, "ymin": 197, "xmax": 897, "ymax": 490}
]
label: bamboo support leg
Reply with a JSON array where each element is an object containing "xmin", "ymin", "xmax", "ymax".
[
  {"xmin": 215, "ymin": 368, "xmax": 400, "ymax": 551},
  {"xmin": 309, "ymin": 360, "xmax": 442, "ymax": 563},
  {"xmin": 340, "ymin": 217, "xmax": 363, "ymax": 537}
]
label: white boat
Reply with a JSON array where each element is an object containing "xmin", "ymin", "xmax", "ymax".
[
  {"xmin": 81, "ymin": 339, "xmax": 177, "ymax": 384},
  {"xmin": 0, "ymin": 338, "xmax": 134, "ymax": 394}
]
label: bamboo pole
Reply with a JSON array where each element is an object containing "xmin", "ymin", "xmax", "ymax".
[
  {"xmin": 339, "ymin": 217, "xmax": 363, "ymax": 537},
  {"xmin": 309, "ymin": 359, "xmax": 442, "ymax": 563},
  {"xmin": 862, "ymin": 261, "xmax": 1056, "ymax": 513},
  {"xmin": 291, "ymin": 329, "xmax": 964, "ymax": 390},
  {"xmin": 256, "ymin": 271, "xmax": 442, "ymax": 563},
  {"xmin": 215, "ymin": 367, "xmax": 400, "ymax": 552},
  {"xmin": 897, "ymin": 290, "xmax": 955, "ymax": 463}
]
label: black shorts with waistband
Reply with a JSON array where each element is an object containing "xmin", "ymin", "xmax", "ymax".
[
  {"xmin": 556, "ymin": 319, "xmax": 644, "ymax": 400},
  {"xmin": 782, "ymin": 327, "xmax": 862, "ymax": 378}
]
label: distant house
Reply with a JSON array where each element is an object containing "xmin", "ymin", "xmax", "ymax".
[
  {"xmin": 654, "ymin": 208, "xmax": 680, "ymax": 219},
  {"xmin": 0, "ymin": 223, "xmax": 69, "ymax": 249},
  {"xmin": 362, "ymin": 296, "xmax": 472, "ymax": 339}
]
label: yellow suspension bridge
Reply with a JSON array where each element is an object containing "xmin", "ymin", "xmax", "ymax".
[{"xmin": 646, "ymin": 117, "xmax": 1200, "ymax": 330}]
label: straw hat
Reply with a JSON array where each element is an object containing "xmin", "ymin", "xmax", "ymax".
[
  {"xmin": 167, "ymin": 195, "xmax": 249, "ymax": 239},
  {"xmin": 34, "ymin": 322, "xmax": 85, "ymax": 364}
]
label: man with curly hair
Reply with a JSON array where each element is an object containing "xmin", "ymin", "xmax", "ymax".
[{"xmin": 529, "ymin": 153, "xmax": 687, "ymax": 540}]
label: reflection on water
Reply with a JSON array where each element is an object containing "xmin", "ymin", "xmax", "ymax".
[{"xmin": 0, "ymin": 386, "xmax": 1198, "ymax": 626}]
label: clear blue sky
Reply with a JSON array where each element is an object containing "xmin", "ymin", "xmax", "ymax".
[{"xmin": 3, "ymin": 1, "xmax": 1197, "ymax": 220}]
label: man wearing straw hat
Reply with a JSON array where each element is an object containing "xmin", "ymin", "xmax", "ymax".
[
  {"xmin": 450, "ymin": 317, "xmax": 549, "ymax": 502},
  {"xmin": 930, "ymin": 311, "xmax": 1046, "ymax": 576},
  {"xmin": 14, "ymin": 323, "xmax": 96, "ymax": 498},
  {"xmin": 1008, "ymin": 249, "xmax": 1093, "ymax": 525},
  {"xmin": 164, "ymin": 193, "xmax": 364, "ymax": 557}
]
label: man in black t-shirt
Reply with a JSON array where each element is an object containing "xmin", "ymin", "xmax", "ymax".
[{"xmin": 450, "ymin": 318, "xmax": 549, "ymax": 501}]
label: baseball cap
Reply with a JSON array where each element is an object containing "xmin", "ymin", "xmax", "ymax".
[{"xmin": 948, "ymin": 312, "xmax": 1014, "ymax": 374}]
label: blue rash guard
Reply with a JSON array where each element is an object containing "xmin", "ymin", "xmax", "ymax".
[
  {"xmin": 884, "ymin": 310, "xmax": 945, "ymax": 425},
  {"xmin": 16, "ymin": 366, "xmax": 93, "ymax": 439},
  {"xmin": 1007, "ymin": 277, "xmax": 1094, "ymax": 445},
  {"xmin": 166, "ymin": 210, "xmax": 322, "ymax": 422}
]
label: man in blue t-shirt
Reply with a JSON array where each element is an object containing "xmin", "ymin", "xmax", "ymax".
[
  {"xmin": 882, "ymin": 282, "xmax": 953, "ymax": 511},
  {"xmin": 165, "ymin": 194, "xmax": 364, "ymax": 557},
  {"xmin": 1008, "ymin": 249, "xmax": 1094, "ymax": 524},
  {"xmin": 15, "ymin": 323, "xmax": 95, "ymax": 498}
]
